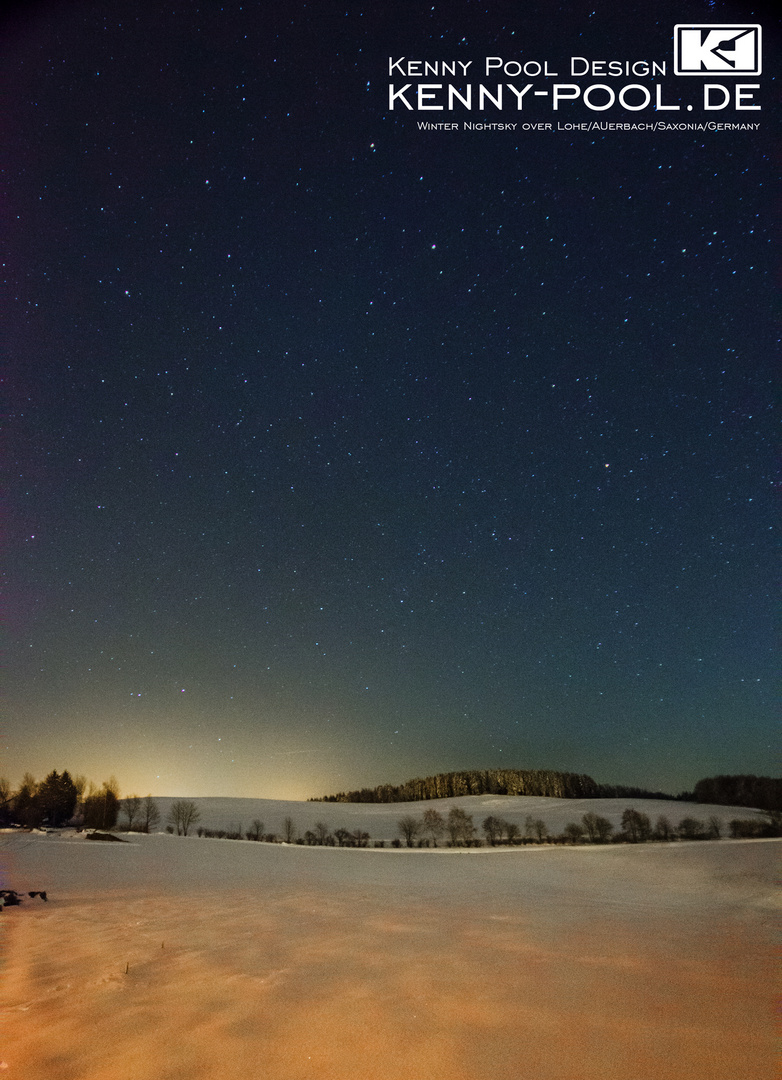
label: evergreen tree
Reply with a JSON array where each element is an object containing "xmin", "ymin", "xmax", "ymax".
[
  {"xmin": 13, "ymin": 773, "xmax": 42, "ymax": 828},
  {"xmin": 693, "ymin": 775, "xmax": 781, "ymax": 812},
  {"xmin": 37, "ymin": 770, "xmax": 78, "ymax": 827},
  {"xmin": 314, "ymin": 767, "xmax": 602, "ymax": 804},
  {"xmin": 0, "ymin": 778, "xmax": 11, "ymax": 825}
]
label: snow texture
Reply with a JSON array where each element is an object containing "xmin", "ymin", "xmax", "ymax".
[{"xmin": 0, "ymin": 795, "xmax": 777, "ymax": 1080}]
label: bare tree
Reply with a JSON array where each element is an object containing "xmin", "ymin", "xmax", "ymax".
[
  {"xmin": 21, "ymin": 772, "xmax": 39, "ymax": 793},
  {"xmin": 168, "ymin": 800, "xmax": 201, "ymax": 836},
  {"xmin": 313, "ymin": 821, "xmax": 331, "ymax": 845},
  {"xmin": 505, "ymin": 821, "xmax": 521, "ymax": 845},
  {"xmin": 422, "ymin": 808, "xmax": 445, "ymax": 847},
  {"xmin": 707, "ymin": 815, "xmax": 722, "ymax": 839},
  {"xmin": 622, "ymin": 808, "xmax": 652, "ymax": 842},
  {"xmin": 532, "ymin": 818, "xmax": 548, "ymax": 842},
  {"xmin": 247, "ymin": 819, "xmax": 264, "ymax": 841},
  {"xmin": 141, "ymin": 795, "xmax": 160, "ymax": 833},
  {"xmin": 482, "ymin": 815, "xmax": 505, "ymax": 846},
  {"xmin": 123, "ymin": 795, "xmax": 142, "ymax": 831},
  {"xmin": 446, "ymin": 808, "xmax": 476, "ymax": 846},
  {"xmin": 447, "ymin": 809, "xmax": 464, "ymax": 846},
  {"xmin": 563, "ymin": 822, "xmax": 585, "ymax": 844},
  {"xmin": 677, "ymin": 817, "xmax": 706, "ymax": 840},
  {"xmin": 83, "ymin": 779, "xmax": 121, "ymax": 830},
  {"xmin": 594, "ymin": 815, "xmax": 614, "ymax": 843},
  {"xmin": 282, "ymin": 816, "xmax": 297, "ymax": 843},
  {"xmin": 397, "ymin": 815, "xmax": 421, "ymax": 847},
  {"xmin": 582, "ymin": 812, "xmax": 614, "ymax": 844},
  {"xmin": 760, "ymin": 809, "xmax": 782, "ymax": 835},
  {"xmin": 654, "ymin": 814, "xmax": 673, "ymax": 841},
  {"xmin": 581, "ymin": 812, "xmax": 600, "ymax": 842}
]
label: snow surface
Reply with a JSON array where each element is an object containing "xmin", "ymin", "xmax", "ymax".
[{"xmin": 0, "ymin": 795, "xmax": 777, "ymax": 1080}]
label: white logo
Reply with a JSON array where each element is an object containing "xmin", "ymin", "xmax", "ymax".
[{"xmin": 674, "ymin": 24, "xmax": 762, "ymax": 76}]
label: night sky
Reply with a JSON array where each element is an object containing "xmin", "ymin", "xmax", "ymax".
[{"xmin": 4, "ymin": 1, "xmax": 777, "ymax": 800}]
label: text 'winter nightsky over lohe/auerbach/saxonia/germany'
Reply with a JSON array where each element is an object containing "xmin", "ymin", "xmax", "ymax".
[{"xmin": 4, "ymin": 1, "xmax": 776, "ymax": 798}]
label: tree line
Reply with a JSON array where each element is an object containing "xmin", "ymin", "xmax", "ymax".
[
  {"xmin": 4, "ymin": 769, "xmax": 777, "ymax": 839},
  {"xmin": 692, "ymin": 775, "xmax": 781, "ymax": 812},
  {"xmin": 0, "ymin": 771, "xmax": 123, "ymax": 830},
  {"xmin": 177, "ymin": 805, "xmax": 781, "ymax": 847},
  {"xmin": 0, "ymin": 771, "xmax": 165, "ymax": 833},
  {"xmin": 313, "ymin": 768, "xmax": 780, "ymax": 808},
  {"xmin": 193, "ymin": 816, "xmax": 372, "ymax": 846},
  {"xmin": 395, "ymin": 806, "xmax": 782, "ymax": 847},
  {"xmin": 314, "ymin": 768, "xmax": 605, "ymax": 803}
]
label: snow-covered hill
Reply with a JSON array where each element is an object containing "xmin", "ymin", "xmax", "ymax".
[{"xmin": 134, "ymin": 792, "xmax": 765, "ymax": 841}]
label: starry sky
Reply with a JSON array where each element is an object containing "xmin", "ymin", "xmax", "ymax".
[{"xmin": 4, "ymin": 1, "xmax": 777, "ymax": 800}]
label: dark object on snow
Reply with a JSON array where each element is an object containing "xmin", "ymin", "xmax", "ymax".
[
  {"xmin": 0, "ymin": 889, "xmax": 48, "ymax": 909},
  {"xmin": 86, "ymin": 831, "xmax": 128, "ymax": 842}
]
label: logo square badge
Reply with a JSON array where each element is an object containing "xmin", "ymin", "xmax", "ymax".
[{"xmin": 674, "ymin": 25, "xmax": 762, "ymax": 76}]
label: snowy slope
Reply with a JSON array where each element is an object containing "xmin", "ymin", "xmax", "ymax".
[{"xmin": 128, "ymin": 792, "xmax": 765, "ymax": 840}]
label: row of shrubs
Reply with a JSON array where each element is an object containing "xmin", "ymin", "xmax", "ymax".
[
  {"xmin": 170, "ymin": 807, "xmax": 780, "ymax": 847},
  {"xmin": 187, "ymin": 821, "xmax": 373, "ymax": 846},
  {"xmin": 533, "ymin": 811, "xmax": 781, "ymax": 845},
  {"xmin": 398, "ymin": 806, "xmax": 781, "ymax": 847}
]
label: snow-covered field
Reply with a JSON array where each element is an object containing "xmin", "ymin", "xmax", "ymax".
[
  {"xmin": 142, "ymin": 791, "xmax": 768, "ymax": 842},
  {"xmin": 1, "ymin": 795, "xmax": 777, "ymax": 1080}
]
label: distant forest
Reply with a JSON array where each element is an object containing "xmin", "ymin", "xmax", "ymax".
[
  {"xmin": 314, "ymin": 769, "xmax": 782, "ymax": 810},
  {"xmin": 693, "ymin": 775, "xmax": 781, "ymax": 812},
  {"xmin": 312, "ymin": 768, "xmax": 674, "ymax": 804}
]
